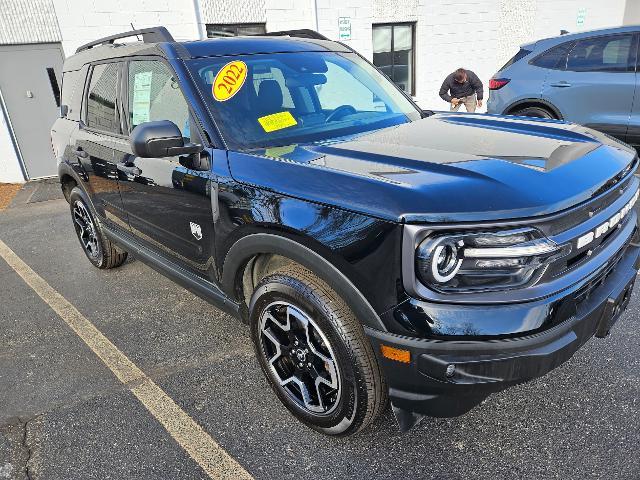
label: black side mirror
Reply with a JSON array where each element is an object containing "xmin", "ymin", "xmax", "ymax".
[
  {"xmin": 130, "ymin": 120, "xmax": 203, "ymax": 158},
  {"xmin": 59, "ymin": 104, "xmax": 69, "ymax": 118}
]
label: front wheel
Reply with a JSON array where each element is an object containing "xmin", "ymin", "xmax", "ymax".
[
  {"xmin": 69, "ymin": 187, "xmax": 128, "ymax": 269},
  {"xmin": 249, "ymin": 264, "xmax": 388, "ymax": 436}
]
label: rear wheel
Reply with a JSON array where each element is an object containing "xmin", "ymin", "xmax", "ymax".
[
  {"xmin": 69, "ymin": 187, "xmax": 127, "ymax": 269},
  {"xmin": 511, "ymin": 106, "xmax": 556, "ymax": 119},
  {"xmin": 249, "ymin": 264, "xmax": 387, "ymax": 436}
]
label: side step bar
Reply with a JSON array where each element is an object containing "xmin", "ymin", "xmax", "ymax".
[{"xmin": 104, "ymin": 225, "xmax": 240, "ymax": 318}]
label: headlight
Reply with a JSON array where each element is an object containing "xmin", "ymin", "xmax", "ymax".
[{"xmin": 415, "ymin": 228, "xmax": 564, "ymax": 293}]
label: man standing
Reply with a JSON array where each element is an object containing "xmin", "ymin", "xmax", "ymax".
[{"xmin": 439, "ymin": 68, "xmax": 484, "ymax": 112}]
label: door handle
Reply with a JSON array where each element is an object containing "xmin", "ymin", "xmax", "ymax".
[
  {"xmin": 74, "ymin": 148, "xmax": 88, "ymax": 159},
  {"xmin": 550, "ymin": 81, "xmax": 572, "ymax": 88},
  {"xmin": 116, "ymin": 164, "xmax": 142, "ymax": 176}
]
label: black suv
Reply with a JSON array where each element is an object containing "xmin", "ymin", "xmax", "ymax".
[{"xmin": 52, "ymin": 27, "xmax": 640, "ymax": 435}]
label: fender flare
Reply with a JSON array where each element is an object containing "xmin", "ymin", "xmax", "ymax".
[
  {"xmin": 502, "ymin": 98, "xmax": 563, "ymax": 120},
  {"xmin": 221, "ymin": 233, "xmax": 387, "ymax": 331},
  {"xmin": 58, "ymin": 161, "xmax": 87, "ymax": 190}
]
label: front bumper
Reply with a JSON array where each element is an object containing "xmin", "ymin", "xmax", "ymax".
[{"xmin": 366, "ymin": 241, "xmax": 640, "ymax": 425}]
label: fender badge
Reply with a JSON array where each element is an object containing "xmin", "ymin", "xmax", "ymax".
[{"xmin": 190, "ymin": 222, "xmax": 202, "ymax": 241}]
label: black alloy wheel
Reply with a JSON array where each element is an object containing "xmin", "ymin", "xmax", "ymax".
[
  {"xmin": 259, "ymin": 301, "xmax": 341, "ymax": 414},
  {"xmin": 72, "ymin": 199, "xmax": 100, "ymax": 259},
  {"xmin": 68, "ymin": 187, "xmax": 128, "ymax": 269},
  {"xmin": 249, "ymin": 264, "xmax": 388, "ymax": 436}
]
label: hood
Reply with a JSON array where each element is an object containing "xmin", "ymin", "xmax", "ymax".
[{"xmin": 228, "ymin": 113, "xmax": 637, "ymax": 223}]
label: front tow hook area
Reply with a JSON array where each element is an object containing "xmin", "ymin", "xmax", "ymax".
[{"xmin": 595, "ymin": 275, "xmax": 636, "ymax": 338}]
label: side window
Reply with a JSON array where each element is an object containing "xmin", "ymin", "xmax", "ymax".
[
  {"xmin": 86, "ymin": 63, "xmax": 120, "ymax": 134},
  {"xmin": 128, "ymin": 60, "xmax": 191, "ymax": 141},
  {"xmin": 566, "ymin": 35, "xmax": 634, "ymax": 72},
  {"xmin": 530, "ymin": 42, "xmax": 573, "ymax": 70}
]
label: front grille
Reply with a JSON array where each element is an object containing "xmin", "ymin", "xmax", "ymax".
[
  {"xmin": 573, "ymin": 240, "xmax": 629, "ymax": 304},
  {"xmin": 548, "ymin": 212, "xmax": 634, "ymax": 279}
]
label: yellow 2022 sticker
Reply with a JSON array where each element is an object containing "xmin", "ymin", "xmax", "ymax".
[
  {"xmin": 258, "ymin": 111, "xmax": 298, "ymax": 133},
  {"xmin": 212, "ymin": 60, "xmax": 247, "ymax": 101}
]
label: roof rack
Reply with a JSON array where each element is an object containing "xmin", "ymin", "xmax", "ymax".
[
  {"xmin": 75, "ymin": 26, "xmax": 175, "ymax": 54},
  {"xmin": 255, "ymin": 29, "xmax": 330, "ymax": 41}
]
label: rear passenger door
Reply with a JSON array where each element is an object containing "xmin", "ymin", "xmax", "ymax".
[
  {"xmin": 541, "ymin": 33, "xmax": 638, "ymax": 142},
  {"xmin": 71, "ymin": 61, "xmax": 128, "ymax": 227}
]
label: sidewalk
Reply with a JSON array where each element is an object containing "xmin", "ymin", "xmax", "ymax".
[{"xmin": 0, "ymin": 178, "xmax": 63, "ymax": 212}]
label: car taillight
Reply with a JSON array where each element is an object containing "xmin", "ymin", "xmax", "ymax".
[{"xmin": 489, "ymin": 78, "xmax": 510, "ymax": 90}]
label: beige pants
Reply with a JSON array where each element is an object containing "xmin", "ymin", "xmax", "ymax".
[{"xmin": 450, "ymin": 94, "xmax": 477, "ymax": 113}]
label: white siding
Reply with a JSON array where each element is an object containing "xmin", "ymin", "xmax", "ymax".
[
  {"xmin": 265, "ymin": 0, "xmax": 315, "ymax": 32},
  {"xmin": 198, "ymin": 0, "xmax": 266, "ymax": 24},
  {"xmin": 0, "ymin": 0, "xmax": 61, "ymax": 45},
  {"xmin": 51, "ymin": 0, "xmax": 201, "ymax": 56}
]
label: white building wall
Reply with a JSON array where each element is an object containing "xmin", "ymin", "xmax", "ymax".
[
  {"xmin": 413, "ymin": 0, "xmax": 629, "ymax": 110},
  {"xmin": 51, "ymin": 0, "xmax": 201, "ymax": 56},
  {"xmin": 624, "ymin": 1, "xmax": 640, "ymax": 24},
  {"xmin": 0, "ymin": 109, "xmax": 25, "ymax": 183},
  {"xmin": 265, "ymin": 0, "xmax": 315, "ymax": 33},
  {"xmin": 316, "ymin": 0, "xmax": 374, "ymax": 60}
]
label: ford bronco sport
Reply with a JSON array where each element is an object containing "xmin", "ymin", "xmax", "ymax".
[{"xmin": 51, "ymin": 27, "xmax": 640, "ymax": 435}]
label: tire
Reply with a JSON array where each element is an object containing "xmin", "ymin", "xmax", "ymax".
[
  {"xmin": 249, "ymin": 264, "xmax": 388, "ymax": 436},
  {"xmin": 68, "ymin": 187, "xmax": 128, "ymax": 269},
  {"xmin": 511, "ymin": 106, "xmax": 556, "ymax": 119}
]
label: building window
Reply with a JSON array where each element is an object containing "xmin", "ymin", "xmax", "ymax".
[
  {"xmin": 372, "ymin": 23, "xmax": 415, "ymax": 96},
  {"xmin": 206, "ymin": 23, "xmax": 266, "ymax": 37}
]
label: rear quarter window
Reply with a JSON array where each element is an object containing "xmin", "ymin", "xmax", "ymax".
[
  {"xmin": 499, "ymin": 48, "xmax": 532, "ymax": 71},
  {"xmin": 530, "ymin": 42, "xmax": 574, "ymax": 70},
  {"xmin": 61, "ymin": 65, "xmax": 88, "ymax": 121}
]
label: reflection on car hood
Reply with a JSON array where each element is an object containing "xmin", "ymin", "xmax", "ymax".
[{"xmin": 228, "ymin": 113, "xmax": 637, "ymax": 222}]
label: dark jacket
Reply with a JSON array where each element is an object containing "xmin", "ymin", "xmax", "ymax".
[{"xmin": 439, "ymin": 70, "xmax": 484, "ymax": 102}]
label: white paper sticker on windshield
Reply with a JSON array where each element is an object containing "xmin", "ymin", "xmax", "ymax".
[{"xmin": 132, "ymin": 71, "xmax": 152, "ymax": 125}]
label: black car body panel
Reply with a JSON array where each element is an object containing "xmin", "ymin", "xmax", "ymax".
[
  {"xmin": 230, "ymin": 114, "xmax": 636, "ymax": 223},
  {"xmin": 52, "ymin": 28, "xmax": 640, "ymax": 430}
]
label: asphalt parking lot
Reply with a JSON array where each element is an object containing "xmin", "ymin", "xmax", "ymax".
[{"xmin": 1, "ymin": 191, "xmax": 639, "ymax": 480}]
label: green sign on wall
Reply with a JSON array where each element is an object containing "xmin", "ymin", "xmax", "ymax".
[
  {"xmin": 339, "ymin": 17, "xmax": 351, "ymax": 41},
  {"xmin": 577, "ymin": 8, "xmax": 587, "ymax": 27}
]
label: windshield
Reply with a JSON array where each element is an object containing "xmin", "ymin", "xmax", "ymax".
[{"xmin": 187, "ymin": 51, "xmax": 421, "ymax": 150}]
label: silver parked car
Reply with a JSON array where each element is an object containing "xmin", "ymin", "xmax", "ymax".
[{"xmin": 487, "ymin": 26, "xmax": 640, "ymax": 147}]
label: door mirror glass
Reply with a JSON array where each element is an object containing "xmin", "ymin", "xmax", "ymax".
[{"xmin": 130, "ymin": 120, "xmax": 202, "ymax": 158}]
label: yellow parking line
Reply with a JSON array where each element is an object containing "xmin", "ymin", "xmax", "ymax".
[{"xmin": 0, "ymin": 238, "xmax": 253, "ymax": 480}]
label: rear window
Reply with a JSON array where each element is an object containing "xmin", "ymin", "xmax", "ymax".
[
  {"xmin": 499, "ymin": 48, "xmax": 532, "ymax": 71},
  {"xmin": 530, "ymin": 42, "xmax": 574, "ymax": 70}
]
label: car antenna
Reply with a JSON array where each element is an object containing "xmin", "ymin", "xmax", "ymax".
[{"xmin": 131, "ymin": 23, "xmax": 141, "ymax": 41}]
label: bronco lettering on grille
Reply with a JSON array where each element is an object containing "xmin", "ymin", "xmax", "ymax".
[{"xmin": 576, "ymin": 189, "xmax": 639, "ymax": 250}]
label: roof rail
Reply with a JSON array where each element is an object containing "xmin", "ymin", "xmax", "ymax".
[
  {"xmin": 75, "ymin": 26, "xmax": 175, "ymax": 53},
  {"xmin": 256, "ymin": 29, "xmax": 330, "ymax": 41}
]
